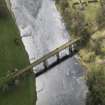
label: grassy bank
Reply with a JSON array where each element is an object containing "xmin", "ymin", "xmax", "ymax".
[
  {"xmin": 55, "ymin": 0, "xmax": 105, "ymax": 105},
  {"xmin": 55, "ymin": 0, "xmax": 105, "ymax": 66},
  {"xmin": 0, "ymin": 0, "xmax": 36, "ymax": 105}
]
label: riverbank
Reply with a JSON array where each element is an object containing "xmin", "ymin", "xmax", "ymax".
[
  {"xmin": 55, "ymin": 0, "xmax": 105, "ymax": 104},
  {"xmin": 55, "ymin": 0, "xmax": 105, "ymax": 71},
  {"xmin": 0, "ymin": 0, "xmax": 36, "ymax": 105}
]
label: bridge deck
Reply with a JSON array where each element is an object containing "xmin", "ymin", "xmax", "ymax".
[{"xmin": 0, "ymin": 38, "xmax": 81, "ymax": 87}]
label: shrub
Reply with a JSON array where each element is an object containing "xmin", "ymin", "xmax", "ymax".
[
  {"xmin": 82, "ymin": 52, "xmax": 95, "ymax": 63},
  {"xmin": 86, "ymin": 65, "xmax": 105, "ymax": 105}
]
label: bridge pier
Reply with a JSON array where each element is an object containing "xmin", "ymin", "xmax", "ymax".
[
  {"xmin": 56, "ymin": 53, "xmax": 60, "ymax": 62},
  {"xmin": 69, "ymin": 46, "xmax": 73, "ymax": 55},
  {"xmin": 43, "ymin": 60, "xmax": 48, "ymax": 69}
]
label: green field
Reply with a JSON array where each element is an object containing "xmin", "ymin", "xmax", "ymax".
[{"xmin": 0, "ymin": 0, "xmax": 36, "ymax": 105}]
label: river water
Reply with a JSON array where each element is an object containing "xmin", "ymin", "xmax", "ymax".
[{"xmin": 10, "ymin": 0, "xmax": 87, "ymax": 105}]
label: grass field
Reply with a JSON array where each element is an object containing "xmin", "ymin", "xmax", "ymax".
[{"xmin": 0, "ymin": 0, "xmax": 36, "ymax": 105}]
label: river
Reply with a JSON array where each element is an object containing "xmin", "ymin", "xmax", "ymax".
[{"xmin": 10, "ymin": 0, "xmax": 87, "ymax": 105}]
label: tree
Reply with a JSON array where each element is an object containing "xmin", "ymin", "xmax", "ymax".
[
  {"xmin": 71, "ymin": 10, "xmax": 87, "ymax": 37},
  {"xmin": 96, "ymin": 0, "xmax": 105, "ymax": 27},
  {"xmin": 100, "ymin": 0, "xmax": 105, "ymax": 15},
  {"xmin": 96, "ymin": 8, "xmax": 105, "ymax": 28}
]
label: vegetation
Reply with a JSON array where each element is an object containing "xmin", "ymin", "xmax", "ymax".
[
  {"xmin": 55, "ymin": 0, "xmax": 105, "ymax": 105},
  {"xmin": 86, "ymin": 65, "xmax": 105, "ymax": 105},
  {"xmin": 0, "ymin": 0, "xmax": 36, "ymax": 105}
]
